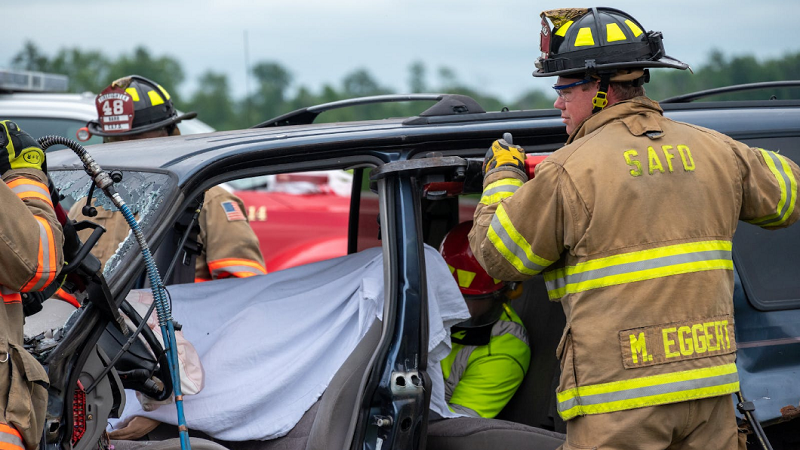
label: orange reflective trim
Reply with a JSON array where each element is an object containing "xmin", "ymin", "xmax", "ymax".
[
  {"xmin": 216, "ymin": 271, "xmax": 262, "ymax": 279},
  {"xmin": 194, "ymin": 278, "xmax": 212, "ymax": 283},
  {"xmin": 7, "ymin": 178, "xmax": 53, "ymax": 208},
  {"xmin": 1, "ymin": 292, "xmax": 22, "ymax": 304},
  {"xmin": 0, "ymin": 441, "xmax": 25, "ymax": 450},
  {"xmin": 0, "ymin": 423, "xmax": 24, "ymax": 450},
  {"xmin": 0, "ymin": 424, "xmax": 22, "ymax": 438},
  {"xmin": 22, "ymin": 217, "xmax": 58, "ymax": 291},
  {"xmin": 207, "ymin": 258, "xmax": 267, "ymax": 274},
  {"xmin": 41, "ymin": 217, "xmax": 57, "ymax": 287}
]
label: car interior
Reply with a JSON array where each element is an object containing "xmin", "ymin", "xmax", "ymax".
[{"xmin": 110, "ymin": 156, "xmax": 568, "ymax": 450}]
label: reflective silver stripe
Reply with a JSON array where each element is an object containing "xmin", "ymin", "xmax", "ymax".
[
  {"xmin": 545, "ymin": 249, "xmax": 731, "ymax": 295},
  {"xmin": 0, "ymin": 287, "xmax": 15, "ymax": 295},
  {"xmin": 489, "ymin": 213, "xmax": 551, "ymax": 275},
  {"xmin": 751, "ymin": 150, "xmax": 797, "ymax": 226},
  {"xmin": 210, "ymin": 265, "xmax": 266, "ymax": 278},
  {"xmin": 444, "ymin": 345, "xmax": 476, "ymax": 401},
  {"xmin": 492, "ymin": 320, "xmax": 529, "ymax": 346},
  {"xmin": 449, "ymin": 403, "xmax": 482, "ymax": 418},
  {"xmin": 30, "ymin": 219, "xmax": 53, "ymax": 291},
  {"xmin": 11, "ymin": 182, "xmax": 50, "ymax": 200},
  {"xmin": 557, "ymin": 371, "xmax": 739, "ymax": 414},
  {"xmin": 0, "ymin": 428, "xmax": 25, "ymax": 450}
]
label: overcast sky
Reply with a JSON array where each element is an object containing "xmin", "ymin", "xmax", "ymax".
[{"xmin": 4, "ymin": 0, "xmax": 799, "ymax": 103}]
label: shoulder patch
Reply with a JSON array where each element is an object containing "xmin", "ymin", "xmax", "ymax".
[{"xmin": 220, "ymin": 201, "xmax": 247, "ymax": 221}]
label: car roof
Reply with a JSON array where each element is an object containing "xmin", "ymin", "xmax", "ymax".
[{"xmin": 48, "ymin": 99, "xmax": 800, "ymax": 188}]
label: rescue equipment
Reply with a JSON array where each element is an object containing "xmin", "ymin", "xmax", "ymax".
[{"xmin": 36, "ymin": 135, "xmax": 192, "ymax": 450}]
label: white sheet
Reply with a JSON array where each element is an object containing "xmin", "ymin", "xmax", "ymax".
[{"xmin": 111, "ymin": 244, "xmax": 468, "ymax": 440}]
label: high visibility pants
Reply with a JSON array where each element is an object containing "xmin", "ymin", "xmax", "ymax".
[{"xmin": 559, "ymin": 395, "xmax": 742, "ymax": 450}]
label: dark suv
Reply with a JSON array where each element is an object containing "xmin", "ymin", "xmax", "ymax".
[{"xmin": 33, "ymin": 83, "xmax": 800, "ymax": 450}]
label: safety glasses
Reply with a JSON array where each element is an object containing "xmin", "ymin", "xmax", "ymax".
[{"xmin": 553, "ymin": 78, "xmax": 594, "ymax": 102}]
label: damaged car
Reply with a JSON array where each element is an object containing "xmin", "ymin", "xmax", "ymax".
[{"xmin": 24, "ymin": 82, "xmax": 800, "ymax": 450}]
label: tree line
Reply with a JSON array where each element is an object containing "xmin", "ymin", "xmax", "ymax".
[{"xmin": 10, "ymin": 41, "xmax": 800, "ymax": 131}]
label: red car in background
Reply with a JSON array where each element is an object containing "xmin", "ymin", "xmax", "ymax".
[
  {"xmin": 228, "ymin": 170, "xmax": 378, "ymax": 272},
  {"xmin": 229, "ymin": 169, "xmax": 478, "ymax": 273}
]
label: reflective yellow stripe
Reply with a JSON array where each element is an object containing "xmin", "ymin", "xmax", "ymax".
[
  {"xmin": 480, "ymin": 178, "xmax": 523, "ymax": 205},
  {"xmin": 555, "ymin": 20, "xmax": 573, "ymax": 37},
  {"xmin": 574, "ymin": 27, "xmax": 595, "ymax": 47},
  {"xmin": 606, "ymin": 23, "xmax": 626, "ymax": 42},
  {"xmin": 544, "ymin": 240, "xmax": 732, "ymax": 299},
  {"xmin": 126, "ymin": 87, "xmax": 139, "ymax": 101},
  {"xmin": 747, "ymin": 149, "xmax": 797, "ymax": 227},
  {"xmin": 148, "ymin": 90, "xmax": 165, "ymax": 106},
  {"xmin": 557, "ymin": 363, "xmax": 739, "ymax": 420},
  {"xmin": 625, "ymin": 19, "xmax": 643, "ymax": 37},
  {"xmin": 488, "ymin": 205, "xmax": 555, "ymax": 276},
  {"xmin": 157, "ymin": 84, "xmax": 171, "ymax": 100}
]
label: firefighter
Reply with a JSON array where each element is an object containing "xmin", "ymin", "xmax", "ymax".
[
  {"xmin": 469, "ymin": 7, "xmax": 800, "ymax": 449},
  {"xmin": 71, "ymin": 75, "xmax": 266, "ymax": 282},
  {"xmin": 1, "ymin": 121, "xmax": 64, "ymax": 450},
  {"xmin": 439, "ymin": 221, "xmax": 530, "ymax": 419}
]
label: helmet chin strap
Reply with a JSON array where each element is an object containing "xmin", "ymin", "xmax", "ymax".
[{"xmin": 592, "ymin": 72, "xmax": 612, "ymax": 114}]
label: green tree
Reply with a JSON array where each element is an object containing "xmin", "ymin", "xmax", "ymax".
[
  {"xmin": 182, "ymin": 71, "xmax": 238, "ymax": 130},
  {"xmin": 107, "ymin": 47, "xmax": 185, "ymax": 96},
  {"xmin": 11, "ymin": 41, "xmax": 50, "ymax": 71},
  {"xmin": 48, "ymin": 48, "xmax": 110, "ymax": 93},
  {"xmin": 408, "ymin": 61, "xmax": 427, "ymax": 94},
  {"xmin": 248, "ymin": 61, "xmax": 293, "ymax": 124}
]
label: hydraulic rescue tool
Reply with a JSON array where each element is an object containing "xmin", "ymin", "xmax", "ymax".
[{"xmin": 36, "ymin": 135, "xmax": 192, "ymax": 450}]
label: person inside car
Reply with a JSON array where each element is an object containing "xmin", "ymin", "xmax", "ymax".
[
  {"xmin": 438, "ymin": 220, "xmax": 530, "ymax": 419},
  {"xmin": 470, "ymin": 7, "xmax": 800, "ymax": 449},
  {"xmin": 1, "ymin": 120, "xmax": 64, "ymax": 450},
  {"xmin": 69, "ymin": 75, "xmax": 266, "ymax": 282}
]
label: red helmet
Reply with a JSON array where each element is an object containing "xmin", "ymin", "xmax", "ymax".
[{"xmin": 439, "ymin": 221, "xmax": 505, "ymax": 296}]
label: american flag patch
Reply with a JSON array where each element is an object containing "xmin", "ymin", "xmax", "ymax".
[{"xmin": 221, "ymin": 201, "xmax": 246, "ymax": 221}]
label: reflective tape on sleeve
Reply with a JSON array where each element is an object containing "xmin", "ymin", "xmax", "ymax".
[
  {"xmin": 7, "ymin": 178, "xmax": 53, "ymax": 208},
  {"xmin": 747, "ymin": 149, "xmax": 797, "ymax": 227},
  {"xmin": 0, "ymin": 423, "xmax": 25, "ymax": 450},
  {"xmin": 22, "ymin": 216, "xmax": 58, "ymax": 291},
  {"xmin": 487, "ymin": 205, "xmax": 555, "ymax": 276},
  {"xmin": 557, "ymin": 363, "xmax": 739, "ymax": 420},
  {"xmin": 544, "ymin": 240, "xmax": 733, "ymax": 300},
  {"xmin": 480, "ymin": 178, "xmax": 524, "ymax": 205},
  {"xmin": 208, "ymin": 258, "xmax": 267, "ymax": 279}
]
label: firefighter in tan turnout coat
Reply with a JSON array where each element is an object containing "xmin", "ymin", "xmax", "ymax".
[
  {"xmin": 469, "ymin": 7, "xmax": 800, "ymax": 449},
  {"xmin": 0, "ymin": 121, "xmax": 64, "ymax": 450},
  {"xmin": 71, "ymin": 75, "xmax": 266, "ymax": 282}
]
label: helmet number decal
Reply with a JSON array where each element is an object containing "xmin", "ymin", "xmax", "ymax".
[{"xmin": 95, "ymin": 85, "xmax": 135, "ymax": 133}]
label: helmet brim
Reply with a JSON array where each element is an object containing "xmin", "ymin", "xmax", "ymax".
[
  {"xmin": 86, "ymin": 111, "xmax": 198, "ymax": 138},
  {"xmin": 533, "ymin": 55, "xmax": 690, "ymax": 78}
]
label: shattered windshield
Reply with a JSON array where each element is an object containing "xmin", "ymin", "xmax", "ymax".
[{"xmin": 50, "ymin": 169, "xmax": 177, "ymax": 279}]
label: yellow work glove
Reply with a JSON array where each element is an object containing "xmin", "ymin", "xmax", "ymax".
[
  {"xmin": 482, "ymin": 138, "xmax": 526, "ymax": 177},
  {"xmin": 0, "ymin": 120, "xmax": 46, "ymax": 175}
]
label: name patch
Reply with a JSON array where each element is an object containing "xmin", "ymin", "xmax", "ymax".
[{"xmin": 619, "ymin": 315, "xmax": 736, "ymax": 369}]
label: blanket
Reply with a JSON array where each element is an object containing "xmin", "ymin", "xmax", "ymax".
[{"xmin": 111, "ymin": 244, "xmax": 469, "ymax": 440}]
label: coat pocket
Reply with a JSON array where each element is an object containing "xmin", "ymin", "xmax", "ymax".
[{"xmin": 6, "ymin": 343, "xmax": 49, "ymax": 450}]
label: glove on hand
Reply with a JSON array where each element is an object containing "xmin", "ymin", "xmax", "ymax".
[
  {"xmin": 0, "ymin": 120, "xmax": 46, "ymax": 175},
  {"xmin": 482, "ymin": 138, "xmax": 525, "ymax": 176}
]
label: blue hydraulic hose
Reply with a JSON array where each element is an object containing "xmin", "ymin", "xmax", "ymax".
[{"xmin": 37, "ymin": 136, "xmax": 191, "ymax": 450}]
